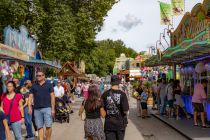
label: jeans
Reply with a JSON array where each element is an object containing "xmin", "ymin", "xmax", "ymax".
[
  {"xmin": 105, "ymin": 130, "xmax": 125, "ymax": 140},
  {"xmin": 34, "ymin": 107, "xmax": 53, "ymax": 129},
  {"xmin": 11, "ymin": 120, "xmax": 22, "ymax": 140},
  {"xmin": 24, "ymin": 107, "xmax": 34, "ymax": 137},
  {"xmin": 156, "ymin": 95, "xmax": 161, "ymax": 109},
  {"xmin": 160, "ymin": 96, "xmax": 167, "ymax": 114}
]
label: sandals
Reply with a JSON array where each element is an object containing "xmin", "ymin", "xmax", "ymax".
[{"xmin": 202, "ymin": 125, "xmax": 210, "ymax": 128}]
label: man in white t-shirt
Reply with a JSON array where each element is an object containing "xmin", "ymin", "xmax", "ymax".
[{"xmin": 54, "ymin": 80, "xmax": 64, "ymax": 98}]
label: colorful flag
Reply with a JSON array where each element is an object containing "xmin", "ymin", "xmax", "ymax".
[
  {"xmin": 171, "ymin": 0, "xmax": 185, "ymax": 16},
  {"xmin": 160, "ymin": 2, "xmax": 172, "ymax": 25}
]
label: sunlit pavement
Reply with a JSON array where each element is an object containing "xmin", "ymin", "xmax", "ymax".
[
  {"xmin": 11, "ymin": 97, "xmax": 187, "ymax": 140},
  {"xmin": 51, "ymin": 97, "xmax": 144, "ymax": 140}
]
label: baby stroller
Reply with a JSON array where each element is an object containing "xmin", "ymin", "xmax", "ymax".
[{"xmin": 54, "ymin": 97, "xmax": 70, "ymax": 123}]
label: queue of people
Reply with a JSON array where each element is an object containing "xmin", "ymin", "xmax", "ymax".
[{"xmin": 149, "ymin": 78, "xmax": 210, "ymax": 128}]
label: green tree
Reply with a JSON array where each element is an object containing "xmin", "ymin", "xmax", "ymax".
[
  {"xmin": 0, "ymin": 0, "xmax": 45, "ymax": 41},
  {"xmin": 38, "ymin": 0, "xmax": 77, "ymax": 62},
  {"xmin": 85, "ymin": 39, "xmax": 137, "ymax": 76}
]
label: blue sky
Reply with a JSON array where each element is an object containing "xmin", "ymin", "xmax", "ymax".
[{"xmin": 96, "ymin": 0, "xmax": 203, "ymax": 52}]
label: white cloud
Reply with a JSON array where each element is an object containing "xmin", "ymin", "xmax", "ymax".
[{"xmin": 118, "ymin": 14, "xmax": 143, "ymax": 31}]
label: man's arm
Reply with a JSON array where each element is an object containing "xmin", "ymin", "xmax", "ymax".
[
  {"xmin": 121, "ymin": 92, "xmax": 129, "ymax": 115},
  {"xmin": 50, "ymin": 92, "xmax": 55, "ymax": 117},
  {"xmin": 61, "ymin": 87, "xmax": 65, "ymax": 97},
  {"xmin": 28, "ymin": 86, "xmax": 34, "ymax": 114}
]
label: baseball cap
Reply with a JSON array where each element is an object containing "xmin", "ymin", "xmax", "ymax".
[{"xmin": 111, "ymin": 75, "xmax": 120, "ymax": 85}]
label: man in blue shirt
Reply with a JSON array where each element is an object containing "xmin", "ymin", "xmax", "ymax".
[{"xmin": 28, "ymin": 71, "xmax": 55, "ymax": 140}]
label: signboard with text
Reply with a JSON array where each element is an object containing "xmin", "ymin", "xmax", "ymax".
[
  {"xmin": 0, "ymin": 44, "xmax": 29, "ymax": 60},
  {"xmin": 4, "ymin": 25, "xmax": 37, "ymax": 57}
]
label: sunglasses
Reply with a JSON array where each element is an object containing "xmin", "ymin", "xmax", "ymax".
[{"xmin": 36, "ymin": 75, "xmax": 43, "ymax": 77}]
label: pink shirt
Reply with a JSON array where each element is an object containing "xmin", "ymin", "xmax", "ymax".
[
  {"xmin": 192, "ymin": 83, "xmax": 207, "ymax": 103},
  {"xmin": 2, "ymin": 93, "xmax": 22, "ymax": 123}
]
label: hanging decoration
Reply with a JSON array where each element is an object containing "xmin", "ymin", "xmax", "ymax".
[
  {"xmin": 195, "ymin": 62, "xmax": 206, "ymax": 74},
  {"xmin": 171, "ymin": 0, "xmax": 185, "ymax": 16},
  {"xmin": 159, "ymin": 2, "xmax": 172, "ymax": 25}
]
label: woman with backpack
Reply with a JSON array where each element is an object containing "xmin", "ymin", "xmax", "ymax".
[{"xmin": 1, "ymin": 81, "xmax": 24, "ymax": 140}]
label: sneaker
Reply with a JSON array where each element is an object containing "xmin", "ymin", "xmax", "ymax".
[
  {"xmin": 35, "ymin": 131, "xmax": 38, "ymax": 137},
  {"xmin": 187, "ymin": 115, "xmax": 191, "ymax": 119},
  {"xmin": 25, "ymin": 136, "xmax": 34, "ymax": 139}
]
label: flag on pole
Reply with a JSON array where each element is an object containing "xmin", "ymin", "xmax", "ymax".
[
  {"xmin": 171, "ymin": 0, "xmax": 185, "ymax": 16},
  {"xmin": 160, "ymin": 2, "xmax": 172, "ymax": 25}
]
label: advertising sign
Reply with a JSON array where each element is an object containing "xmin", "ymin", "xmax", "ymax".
[{"xmin": 4, "ymin": 25, "xmax": 37, "ymax": 57}]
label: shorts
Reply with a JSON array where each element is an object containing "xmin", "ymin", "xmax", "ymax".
[
  {"xmin": 167, "ymin": 100, "xmax": 174, "ymax": 108},
  {"xmin": 193, "ymin": 103, "xmax": 204, "ymax": 112},
  {"xmin": 141, "ymin": 102, "xmax": 147, "ymax": 110},
  {"xmin": 34, "ymin": 107, "xmax": 53, "ymax": 129}
]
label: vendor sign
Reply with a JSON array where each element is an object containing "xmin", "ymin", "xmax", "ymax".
[
  {"xmin": 0, "ymin": 43, "xmax": 29, "ymax": 60},
  {"xmin": 4, "ymin": 25, "xmax": 37, "ymax": 57}
]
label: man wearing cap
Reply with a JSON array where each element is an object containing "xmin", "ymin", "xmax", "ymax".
[{"xmin": 101, "ymin": 75, "xmax": 129, "ymax": 140}]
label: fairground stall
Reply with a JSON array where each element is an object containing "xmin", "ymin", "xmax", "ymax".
[
  {"xmin": 0, "ymin": 25, "xmax": 61, "ymax": 92},
  {"xmin": 161, "ymin": 0, "xmax": 210, "ymax": 119}
]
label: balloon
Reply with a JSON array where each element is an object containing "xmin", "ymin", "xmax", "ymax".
[
  {"xmin": 188, "ymin": 66, "xmax": 194, "ymax": 74},
  {"xmin": 133, "ymin": 91, "xmax": 139, "ymax": 97},
  {"xmin": 205, "ymin": 63, "xmax": 210, "ymax": 71},
  {"xmin": 184, "ymin": 67, "xmax": 188, "ymax": 74},
  {"xmin": 180, "ymin": 68, "xmax": 185, "ymax": 74},
  {"xmin": 195, "ymin": 62, "xmax": 206, "ymax": 74}
]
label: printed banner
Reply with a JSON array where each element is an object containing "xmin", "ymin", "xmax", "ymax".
[
  {"xmin": 171, "ymin": 0, "xmax": 185, "ymax": 16},
  {"xmin": 160, "ymin": 2, "xmax": 172, "ymax": 25}
]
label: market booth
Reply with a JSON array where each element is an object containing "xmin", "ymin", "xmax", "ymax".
[
  {"xmin": 0, "ymin": 25, "xmax": 61, "ymax": 92},
  {"xmin": 161, "ymin": 0, "xmax": 210, "ymax": 119}
]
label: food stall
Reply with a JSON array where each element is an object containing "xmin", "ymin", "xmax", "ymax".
[{"xmin": 161, "ymin": 0, "xmax": 210, "ymax": 118}]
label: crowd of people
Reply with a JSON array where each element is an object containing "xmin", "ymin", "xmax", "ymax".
[
  {"xmin": 1, "ymin": 71, "xmax": 208, "ymax": 140},
  {"xmin": 0, "ymin": 71, "xmax": 131, "ymax": 140},
  {"xmin": 0, "ymin": 71, "xmax": 79, "ymax": 140},
  {"xmin": 135, "ymin": 78, "xmax": 209, "ymax": 128}
]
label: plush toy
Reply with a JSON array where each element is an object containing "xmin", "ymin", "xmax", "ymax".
[
  {"xmin": 19, "ymin": 65, "xmax": 25, "ymax": 78},
  {"xmin": 10, "ymin": 61, "xmax": 19, "ymax": 72}
]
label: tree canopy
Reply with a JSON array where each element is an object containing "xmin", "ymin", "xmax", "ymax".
[{"xmin": 0, "ymin": 0, "xmax": 137, "ymax": 76}]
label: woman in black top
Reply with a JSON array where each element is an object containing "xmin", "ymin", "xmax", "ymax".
[
  {"xmin": 79, "ymin": 85, "xmax": 106, "ymax": 140},
  {"xmin": 136, "ymin": 82, "xmax": 143, "ymax": 117},
  {"xmin": 173, "ymin": 80, "xmax": 190, "ymax": 120}
]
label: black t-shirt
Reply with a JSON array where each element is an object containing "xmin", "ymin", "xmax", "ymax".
[
  {"xmin": 101, "ymin": 89, "xmax": 129, "ymax": 131},
  {"xmin": 84, "ymin": 101, "xmax": 102, "ymax": 119},
  {"xmin": 30, "ymin": 82, "xmax": 54, "ymax": 109},
  {"xmin": 0, "ymin": 111, "xmax": 6, "ymax": 140},
  {"xmin": 136, "ymin": 87, "xmax": 143, "ymax": 96},
  {"xmin": 22, "ymin": 92, "xmax": 29, "ymax": 105}
]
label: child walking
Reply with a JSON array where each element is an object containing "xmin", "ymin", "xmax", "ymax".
[
  {"xmin": 140, "ymin": 88, "xmax": 149, "ymax": 118},
  {"xmin": 0, "ymin": 101, "xmax": 11, "ymax": 140}
]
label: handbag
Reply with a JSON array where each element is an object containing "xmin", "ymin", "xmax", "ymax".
[
  {"xmin": 109, "ymin": 91, "xmax": 128, "ymax": 126},
  {"xmin": 79, "ymin": 100, "xmax": 86, "ymax": 121},
  {"xmin": 6, "ymin": 94, "xmax": 16, "ymax": 126}
]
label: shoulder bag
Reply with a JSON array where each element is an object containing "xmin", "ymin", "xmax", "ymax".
[{"xmin": 6, "ymin": 94, "xmax": 16, "ymax": 126}]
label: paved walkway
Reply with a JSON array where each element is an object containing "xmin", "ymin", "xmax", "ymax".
[
  {"xmin": 11, "ymin": 97, "xmax": 187, "ymax": 140},
  {"xmin": 151, "ymin": 110, "xmax": 210, "ymax": 140},
  {"xmin": 52, "ymin": 98, "xmax": 144, "ymax": 140}
]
